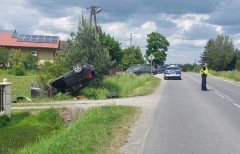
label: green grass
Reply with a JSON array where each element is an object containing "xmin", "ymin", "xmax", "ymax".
[
  {"xmin": 81, "ymin": 73, "xmax": 160, "ymax": 99},
  {"xmin": 210, "ymin": 70, "xmax": 240, "ymax": 82},
  {"xmin": 17, "ymin": 106, "xmax": 139, "ymax": 154},
  {"xmin": 0, "ymin": 108, "xmax": 63, "ymax": 154},
  {"xmin": 0, "ymin": 71, "xmax": 38, "ymax": 98}
]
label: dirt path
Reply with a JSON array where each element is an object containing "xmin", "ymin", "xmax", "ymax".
[{"xmin": 11, "ymin": 74, "xmax": 165, "ymax": 154}]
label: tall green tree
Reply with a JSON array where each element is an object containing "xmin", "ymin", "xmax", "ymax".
[
  {"xmin": 0, "ymin": 47, "xmax": 9, "ymax": 68},
  {"xmin": 199, "ymin": 39, "xmax": 214, "ymax": 64},
  {"xmin": 200, "ymin": 35, "xmax": 235, "ymax": 71},
  {"xmin": 63, "ymin": 21, "xmax": 111, "ymax": 80},
  {"xmin": 145, "ymin": 32, "xmax": 170, "ymax": 65},
  {"xmin": 98, "ymin": 29, "xmax": 122, "ymax": 65},
  {"xmin": 120, "ymin": 46, "xmax": 144, "ymax": 70}
]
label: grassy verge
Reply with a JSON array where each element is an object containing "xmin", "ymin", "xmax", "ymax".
[
  {"xmin": 210, "ymin": 70, "xmax": 240, "ymax": 82},
  {"xmin": 0, "ymin": 108, "xmax": 63, "ymax": 154},
  {"xmin": 1, "ymin": 71, "xmax": 160, "ymax": 102},
  {"xmin": 0, "ymin": 71, "xmax": 38, "ymax": 98},
  {"xmin": 81, "ymin": 73, "xmax": 160, "ymax": 99},
  {"xmin": 17, "ymin": 106, "xmax": 140, "ymax": 154}
]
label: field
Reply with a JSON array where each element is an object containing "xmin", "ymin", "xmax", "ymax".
[{"xmin": 210, "ymin": 70, "xmax": 240, "ymax": 82}]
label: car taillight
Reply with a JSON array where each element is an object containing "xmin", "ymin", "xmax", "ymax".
[{"xmin": 85, "ymin": 73, "xmax": 93, "ymax": 79}]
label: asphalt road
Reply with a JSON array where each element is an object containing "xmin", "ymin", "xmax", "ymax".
[{"xmin": 141, "ymin": 72, "xmax": 240, "ymax": 154}]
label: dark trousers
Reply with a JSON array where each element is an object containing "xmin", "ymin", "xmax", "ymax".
[{"xmin": 201, "ymin": 74, "xmax": 207, "ymax": 90}]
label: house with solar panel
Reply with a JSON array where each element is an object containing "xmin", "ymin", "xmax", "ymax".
[{"xmin": 0, "ymin": 30, "xmax": 60, "ymax": 64}]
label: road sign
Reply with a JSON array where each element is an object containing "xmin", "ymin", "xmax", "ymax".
[{"xmin": 149, "ymin": 54, "xmax": 155, "ymax": 61}]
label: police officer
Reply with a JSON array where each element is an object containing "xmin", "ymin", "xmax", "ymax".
[{"xmin": 200, "ymin": 62, "xmax": 209, "ymax": 91}]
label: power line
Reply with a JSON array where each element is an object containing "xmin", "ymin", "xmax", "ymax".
[
  {"xmin": 103, "ymin": 7, "xmax": 240, "ymax": 14},
  {"xmin": 53, "ymin": 0, "xmax": 85, "ymax": 12}
]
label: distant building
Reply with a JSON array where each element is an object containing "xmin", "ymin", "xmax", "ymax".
[{"xmin": 0, "ymin": 30, "xmax": 60, "ymax": 64}]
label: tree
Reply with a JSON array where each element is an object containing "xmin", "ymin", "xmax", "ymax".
[
  {"xmin": 63, "ymin": 21, "xmax": 111, "ymax": 80},
  {"xmin": 200, "ymin": 35, "xmax": 235, "ymax": 71},
  {"xmin": 199, "ymin": 39, "xmax": 213, "ymax": 64},
  {"xmin": 98, "ymin": 29, "xmax": 122, "ymax": 66},
  {"xmin": 0, "ymin": 47, "xmax": 9, "ymax": 68},
  {"xmin": 9, "ymin": 49, "xmax": 25, "ymax": 67},
  {"xmin": 119, "ymin": 46, "xmax": 144, "ymax": 70},
  {"xmin": 145, "ymin": 32, "xmax": 170, "ymax": 65}
]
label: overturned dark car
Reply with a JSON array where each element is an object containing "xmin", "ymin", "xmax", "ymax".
[{"xmin": 31, "ymin": 64, "xmax": 95, "ymax": 98}]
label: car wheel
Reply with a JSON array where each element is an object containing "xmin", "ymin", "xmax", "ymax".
[
  {"xmin": 164, "ymin": 77, "xmax": 167, "ymax": 80},
  {"xmin": 73, "ymin": 63, "xmax": 83, "ymax": 73}
]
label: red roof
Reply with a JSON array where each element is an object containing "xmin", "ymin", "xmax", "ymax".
[{"xmin": 0, "ymin": 33, "xmax": 60, "ymax": 49}]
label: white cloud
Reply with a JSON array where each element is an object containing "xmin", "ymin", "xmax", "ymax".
[
  {"xmin": 164, "ymin": 13, "xmax": 209, "ymax": 31},
  {"xmin": 141, "ymin": 21, "xmax": 157, "ymax": 32}
]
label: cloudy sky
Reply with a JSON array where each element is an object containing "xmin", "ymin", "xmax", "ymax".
[{"xmin": 1, "ymin": 0, "xmax": 240, "ymax": 64}]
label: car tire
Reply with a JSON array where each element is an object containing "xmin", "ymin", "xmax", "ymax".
[{"xmin": 73, "ymin": 63, "xmax": 83, "ymax": 73}]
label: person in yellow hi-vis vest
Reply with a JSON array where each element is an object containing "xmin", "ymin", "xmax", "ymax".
[{"xmin": 200, "ymin": 62, "xmax": 209, "ymax": 91}]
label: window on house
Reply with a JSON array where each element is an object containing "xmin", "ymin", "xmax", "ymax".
[{"xmin": 31, "ymin": 51, "xmax": 38, "ymax": 56}]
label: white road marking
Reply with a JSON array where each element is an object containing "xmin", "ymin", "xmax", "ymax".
[
  {"xmin": 213, "ymin": 89, "xmax": 230, "ymax": 99},
  {"xmin": 233, "ymin": 103, "xmax": 240, "ymax": 109},
  {"xmin": 189, "ymin": 74, "xmax": 236, "ymax": 103},
  {"xmin": 214, "ymin": 92, "xmax": 225, "ymax": 98}
]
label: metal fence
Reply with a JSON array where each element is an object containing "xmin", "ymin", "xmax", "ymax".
[{"xmin": 0, "ymin": 85, "xmax": 4, "ymax": 113}]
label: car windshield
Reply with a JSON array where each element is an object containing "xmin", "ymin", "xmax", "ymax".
[{"xmin": 166, "ymin": 67, "xmax": 179, "ymax": 70}]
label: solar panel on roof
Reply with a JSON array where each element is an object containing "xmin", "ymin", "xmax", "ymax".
[
  {"xmin": 32, "ymin": 35, "xmax": 38, "ymax": 38},
  {"xmin": 39, "ymin": 35, "xmax": 44, "ymax": 39},
  {"xmin": 52, "ymin": 36, "xmax": 58, "ymax": 39},
  {"xmin": 50, "ymin": 39, "xmax": 57, "ymax": 43},
  {"xmin": 24, "ymin": 38, "xmax": 30, "ymax": 42},
  {"xmin": 31, "ymin": 38, "xmax": 38, "ymax": 42},
  {"xmin": 25, "ymin": 35, "xmax": 31, "ymax": 38},
  {"xmin": 18, "ymin": 34, "xmax": 25, "ymax": 37},
  {"xmin": 44, "ymin": 39, "xmax": 51, "ymax": 43},
  {"xmin": 16, "ymin": 34, "xmax": 58, "ymax": 44},
  {"xmin": 38, "ymin": 38, "xmax": 44, "ymax": 43}
]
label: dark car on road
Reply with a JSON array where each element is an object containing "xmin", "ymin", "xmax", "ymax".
[
  {"xmin": 31, "ymin": 63, "xmax": 95, "ymax": 97},
  {"xmin": 126, "ymin": 64, "xmax": 159, "ymax": 75}
]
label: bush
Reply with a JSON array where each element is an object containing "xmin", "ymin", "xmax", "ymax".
[
  {"xmin": 0, "ymin": 115, "xmax": 11, "ymax": 127},
  {"xmin": 24, "ymin": 55, "xmax": 38, "ymax": 70},
  {"xmin": 12, "ymin": 64, "xmax": 26, "ymax": 76}
]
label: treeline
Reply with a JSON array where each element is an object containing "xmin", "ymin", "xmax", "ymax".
[{"xmin": 199, "ymin": 35, "xmax": 240, "ymax": 71}]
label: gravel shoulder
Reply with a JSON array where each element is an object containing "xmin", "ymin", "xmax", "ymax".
[{"xmin": 11, "ymin": 74, "xmax": 165, "ymax": 154}]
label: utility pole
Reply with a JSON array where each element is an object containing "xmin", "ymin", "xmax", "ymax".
[
  {"xmin": 129, "ymin": 32, "xmax": 136, "ymax": 47},
  {"xmin": 88, "ymin": 6, "xmax": 102, "ymax": 32},
  {"xmin": 130, "ymin": 33, "xmax": 133, "ymax": 47}
]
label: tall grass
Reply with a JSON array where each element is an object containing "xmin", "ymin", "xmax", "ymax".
[
  {"xmin": 0, "ymin": 108, "xmax": 63, "ymax": 154},
  {"xmin": 17, "ymin": 106, "xmax": 139, "ymax": 154},
  {"xmin": 81, "ymin": 73, "xmax": 160, "ymax": 99},
  {"xmin": 210, "ymin": 70, "xmax": 240, "ymax": 82}
]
